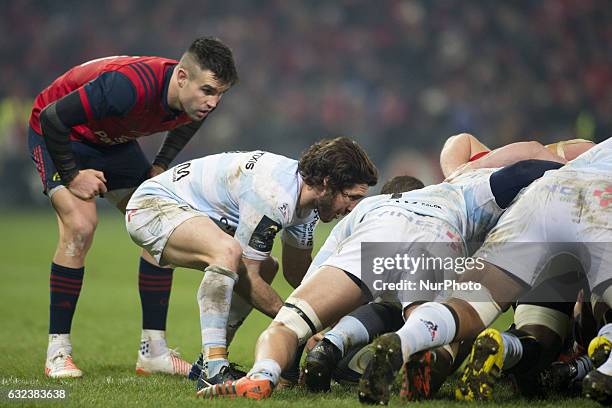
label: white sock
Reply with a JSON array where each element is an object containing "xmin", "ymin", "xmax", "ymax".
[
  {"xmin": 140, "ymin": 329, "xmax": 168, "ymax": 358},
  {"xmin": 396, "ymin": 302, "xmax": 456, "ymax": 362},
  {"xmin": 324, "ymin": 315, "xmax": 370, "ymax": 356},
  {"xmin": 500, "ymin": 332, "xmax": 523, "ymax": 370},
  {"xmin": 597, "ymin": 351, "xmax": 612, "ymax": 376},
  {"xmin": 248, "ymin": 359, "xmax": 282, "ymax": 385},
  {"xmin": 597, "ymin": 323, "xmax": 612, "ymax": 341},
  {"xmin": 227, "ymin": 293, "xmax": 253, "ymax": 346},
  {"xmin": 198, "ymin": 266, "xmax": 238, "ymax": 377},
  {"xmin": 47, "ymin": 334, "xmax": 71, "ymax": 358},
  {"xmin": 595, "ymin": 323, "xmax": 612, "ymax": 376}
]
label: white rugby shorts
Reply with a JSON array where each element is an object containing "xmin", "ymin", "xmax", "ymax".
[{"xmin": 476, "ymin": 171, "xmax": 612, "ymax": 294}]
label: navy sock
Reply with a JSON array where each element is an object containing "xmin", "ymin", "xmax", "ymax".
[
  {"xmin": 49, "ymin": 263, "xmax": 84, "ymax": 334},
  {"xmin": 281, "ymin": 343, "xmax": 305, "ymax": 382},
  {"xmin": 139, "ymin": 257, "xmax": 174, "ymax": 330}
]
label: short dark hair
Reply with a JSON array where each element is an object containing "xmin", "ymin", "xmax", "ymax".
[
  {"xmin": 298, "ymin": 137, "xmax": 378, "ymax": 191},
  {"xmin": 380, "ymin": 175, "xmax": 424, "ymax": 194},
  {"xmin": 187, "ymin": 37, "xmax": 238, "ymax": 86}
]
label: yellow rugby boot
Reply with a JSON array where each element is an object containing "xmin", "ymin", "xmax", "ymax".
[
  {"xmin": 455, "ymin": 328, "xmax": 504, "ymax": 401},
  {"xmin": 588, "ymin": 335, "xmax": 612, "ymax": 368}
]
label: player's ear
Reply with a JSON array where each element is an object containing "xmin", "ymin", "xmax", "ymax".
[
  {"xmin": 176, "ymin": 67, "xmax": 189, "ymax": 87},
  {"xmin": 322, "ymin": 176, "xmax": 330, "ymax": 191}
]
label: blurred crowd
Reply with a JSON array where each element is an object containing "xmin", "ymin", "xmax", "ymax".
[{"xmin": 1, "ymin": 0, "xmax": 610, "ymax": 205}]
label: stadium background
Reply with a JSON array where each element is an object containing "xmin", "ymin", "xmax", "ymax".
[{"xmin": 0, "ymin": 1, "xmax": 609, "ymax": 406}]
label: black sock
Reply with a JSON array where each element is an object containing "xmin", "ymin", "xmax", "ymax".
[
  {"xmin": 506, "ymin": 328, "xmax": 541, "ymax": 374},
  {"xmin": 349, "ymin": 302, "xmax": 405, "ymax": 340},
  {"xmin": 49, "ymin": 263, "xmax": 84, "ymax": 334},
  {"xmin": 282, "ymin": 343, "xmax": 305, "ymax": 382},
  {"xmin": 139, "ymin": 257, "xmax": 173, "ymax": 330}
]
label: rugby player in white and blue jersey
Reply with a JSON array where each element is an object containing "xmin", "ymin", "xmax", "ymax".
[
  {"xmin": 124, "ymin": 137, "xmax": 378, "ymax": 389},
  {"xmin": 197, "ymin": 154, "xmax": 563, "ymax": 400},
  {"xmin": 362, "ymin": 137, "xmax": 612, "ymax": 405}
]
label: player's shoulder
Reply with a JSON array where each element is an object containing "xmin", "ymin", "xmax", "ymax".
[
  {"xmin": 237, "ymin": 151, "xmax": 298, "ymax": 179},
  {"xmin": 106, "ymin": 56, "xmax": 177, "ymax": 69},
  {"xmin": 349, "ymin": 194, "xmax": 392, "ymax": 217},
  {"xmin": 109, "ymin": 56, "xmax": 176, "ymax": 82}
]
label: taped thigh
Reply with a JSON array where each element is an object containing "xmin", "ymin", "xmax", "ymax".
[{"xmin": 273, "ymin": 296, "xmax": 322, "ymax": 345}]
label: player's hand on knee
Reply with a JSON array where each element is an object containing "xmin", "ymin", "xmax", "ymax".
[{"xmin": 67, "ymin": 169, "xmax": 107, "ymax": 200}]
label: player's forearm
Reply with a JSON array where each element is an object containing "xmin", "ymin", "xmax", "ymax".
[
  {"xmin": 153, "ymin": 121, "xmax": 201, "ymax": 169},
  {"xmin": 39, "ymin": 102, "xmax": 79, "ymax": 185},
  {"xmin": 235, "ymin": 258, "xmax": 284, "ymax": 318},
  {"xmin": 467, "ymin": 141, "xmax": 565, "ymax": 172}
]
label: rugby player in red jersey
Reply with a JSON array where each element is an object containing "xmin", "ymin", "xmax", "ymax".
[
  {"xmin": 28, "ymin": 37, "xmax": 238, "ymax": 378},
  {"xmin": 440, "ymin": 132, "xmax": 593, "ymax": 179}
]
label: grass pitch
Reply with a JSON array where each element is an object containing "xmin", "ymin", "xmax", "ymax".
[{"xmin": 0, "ymin": 210, "xmax": 599, "ymax": 407}]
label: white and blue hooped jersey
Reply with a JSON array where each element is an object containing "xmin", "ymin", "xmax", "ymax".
[
  {"xmin": 307, "ymin": 168, "xmax": 503, "ymax": 278},
  {"xmin": 135, "ymin": 151, "xmax": 319, "ymax": 260},
  {"xmin": 398, "ymin": 168, "xmax": 503, "ymax": 244}
]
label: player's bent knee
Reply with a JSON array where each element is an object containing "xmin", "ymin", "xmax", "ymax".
[
  {"xmin": 273, "ymin": 296, "xmax": 322, "ymax": 345},
  {"xmin": 59, "ymin": 223, "xmax": 97, "ymax": 258},
  {"xmin": 210, "ymin": 237, "xmax": 242, "ymax": 269},
  {"xmin": 63, "ymin": 217, "xmax": 97, "ymax": 242}
]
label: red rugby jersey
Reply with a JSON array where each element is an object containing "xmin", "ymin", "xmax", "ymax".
[{"xmin": 29, "ymin": 56, "xmax": 192, "ymax": 145}]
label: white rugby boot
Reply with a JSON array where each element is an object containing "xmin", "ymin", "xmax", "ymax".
[
  {"xmin": 135, "ymin": 330, "xmax": 190, "ymax": 376},
  {"xmin": 45, "ymin": 334, "xmax": 82, "ymax": 378}
]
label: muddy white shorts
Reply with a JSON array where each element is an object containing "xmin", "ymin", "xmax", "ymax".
[
  {"xmin": 476, "ymin": 171, "xmax": 612, "ymax": 295},
  {"xmin": 125, "ymin": 194, "xmax": 206, "ymax": 264}
]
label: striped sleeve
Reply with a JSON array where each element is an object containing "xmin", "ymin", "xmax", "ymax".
[
  {"xmin": 124, "ymin": 61, "xmax": 159, "ymax": 109},
  {"xmin": 80, "ymin": 71, "xmax": 137, "ymax": 120}
]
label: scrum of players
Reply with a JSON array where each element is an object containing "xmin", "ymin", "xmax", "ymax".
[
  {"xmin": 193, "ymin": 133, "xmax": 611, "ymax": 405},
  {"xmin": 31, "ymin": 37, "xmax": 610, "ymax": 405}
]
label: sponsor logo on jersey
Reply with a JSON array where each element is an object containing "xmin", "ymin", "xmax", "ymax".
[
  {"xmin": 545, "ymin": 183, "xmax": 577, "ymax": 195},
  {"xmin": 409, "ymin": 201, "xmax": 443, "ymax": 210},
  {"xmin": 594, "ymin": 187, "xmax": 612, "ymax": 207},
  {"xmin": 52, "ymin": 172, "xmax": 61, "ymax": 182},
  {"xmin": 278, "ymin": 203, "xmax": 289, "ymax": 219},
  {"xmin": 216, "ymin": 217, "xmax": 237, "ymax": 234},
  {"xmin": 172, "ymin": 162, "xmax": 191, "ymax": 182},
  {"xmin": 248, "ymin": 215, "xmax": 282, "ymax": 252},
  {"xmin": 245, "ymin": 151, "xmax": 266, "ymax": 170}
]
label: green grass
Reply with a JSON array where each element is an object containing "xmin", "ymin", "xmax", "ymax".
[{"xmin": 0, "ymin": 211, "xmax": 599, "ymax": 407}]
